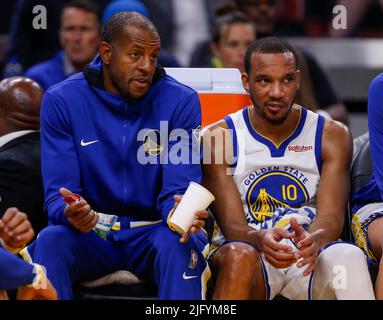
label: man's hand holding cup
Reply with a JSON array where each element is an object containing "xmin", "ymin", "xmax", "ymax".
[{"xmin": 168, "ymin": 182, "xmax": 215, "ymax": 244}]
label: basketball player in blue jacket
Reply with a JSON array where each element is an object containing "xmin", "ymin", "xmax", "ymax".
[
  {"xmin": 202, "ymin": 37, "xmax": 375, "ymax": 299},
  {"xmin": 352, "ymin": 73, "xmax": 383, "ymax": 299},
  {"xmin": 22, "ymin": 12, "xmax": 209, "ymax": 300}
]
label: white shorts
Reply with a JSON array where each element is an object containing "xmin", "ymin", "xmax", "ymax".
[
  {"xmin": 258, "ymin": 238, "xmax": 311, "ymax": 300},
  {"xmin": 352, "ymin": 202, "xmax": 383, "ymax": 264},
  {"xmin": 260, "ymin": 238, "xmax": 341, "ymax": 300},
  {"xmin": 208, "ymin": 208, "xmax": 343, "ymax": 300},
  {"xmin": 209, "ymin": 238, "xmax": 341, "ymax": 300}
]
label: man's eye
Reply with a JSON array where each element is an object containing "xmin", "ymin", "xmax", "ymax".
[
  {"xmin": 63, "ymin": 26, "xmax": 75, "ymax": 32},
  {"xmin": 227, "ymin": 41, "xmax": 239, "ymax": 48},
  {"xmin": 129, "ymin": 52, "xmax": 140, "ymax": 58}
]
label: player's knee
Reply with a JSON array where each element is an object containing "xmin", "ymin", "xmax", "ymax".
[
  {"xmin": 332, "ymin": 243, "xmax": 364, "ymax": 258},
  {"xmin": 218, "ymin": 242, "xmax": 259, "ymax": 269},
  {"xmin": 322, "ymin": 243, "xmax": 374, "ymax": 297},
  {"xmin": 341, "ymin": 243, "xmax": 366, "ymax": 259},
  {"xmin": 321, "ymin": 243, "xmax": 366, "ymax": 266}
]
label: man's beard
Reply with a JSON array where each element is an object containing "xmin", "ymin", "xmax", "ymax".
[
  {"xmin": 250, "ymin": 92, "xmax": 293, "ymax": 125},
  {"xmin": 262, "ymin": 106, "xmax": 291, "ymax": 125},
  {"xmin": 111, "ymin": 76, "xmax": 137, "ymax": 100}
]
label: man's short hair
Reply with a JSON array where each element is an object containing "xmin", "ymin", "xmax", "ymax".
[
  {"xmin": 244, "ymin": 36, "xmax": 298, "ymax": 75},
  {"xmin": 62, "ymin": 0, "xmax": 102, "ymax": 26},
  {"xmin": 102, "ymin": 11, "xmax": 159, "ymax": 44}
]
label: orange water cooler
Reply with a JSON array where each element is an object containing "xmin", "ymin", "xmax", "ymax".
[{"xmin": 165, "ymin": 68, "xmax": 251, "ymax": 126}]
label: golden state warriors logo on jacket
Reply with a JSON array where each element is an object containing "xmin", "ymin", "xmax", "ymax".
[
  {"xmin": 225, "ymin": 105, "xmax": 325, "ymax": 226},
  {"xmin": 143, "ymin": 129, "xmax": 163, "ymax": 156}
]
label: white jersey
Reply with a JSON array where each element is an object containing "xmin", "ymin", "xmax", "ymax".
[
  {"xmin": 225, "ymin": 104, "xmax": 325, "ymax": 228},
  {"xmin": 208, "ymin": 108, "xmax": 375, "ymax": 301}
]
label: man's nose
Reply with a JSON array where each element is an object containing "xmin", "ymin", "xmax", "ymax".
[
  {"xmin": 269, "ymin": 82, "xmax": 284, "ymax": 99},
  {"xmin": 138, "ymin": 56, "xmax": 154, "ymax": 74},
  {"xmin": 71, "ymin": 29, "xmax": 83, "ymax": 42}
]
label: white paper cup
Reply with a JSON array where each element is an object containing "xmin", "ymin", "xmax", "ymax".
[{"xmin": 168, "ymin": 182, "xmax": 215, "ymax": 235}]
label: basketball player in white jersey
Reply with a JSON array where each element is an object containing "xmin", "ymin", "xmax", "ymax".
[{"xmin": 201, "ymin": 37, "xmax": 375, "ymax": 300}]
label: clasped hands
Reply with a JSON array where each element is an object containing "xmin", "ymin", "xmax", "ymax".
[{"xmin": 261, "ymin": 218, "xmax": 320, "ymax": 276}]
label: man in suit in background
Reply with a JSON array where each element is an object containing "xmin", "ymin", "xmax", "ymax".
[{"xmin": 0, "ymin": 77, "xmax": 46, "ymax": 235}]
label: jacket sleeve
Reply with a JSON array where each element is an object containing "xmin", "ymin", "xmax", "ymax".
[
  {"xmin": 0, "ymin": 245, "xmax": 35, "ymax": 290},
  {"xmin": 158, "ymin": 92, "xmax": 203, "ymax": 223},
  {"xmin": 40, "ymin": 92, "xmax": 83, "ymax": 225},
  {"xmin": 368, "ymin": 74, "xmax": 383, "ymax": 199}
]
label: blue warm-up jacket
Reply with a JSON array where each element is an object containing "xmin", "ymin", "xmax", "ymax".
[
  {"xmin": 40, "ymin": 56, "xmax": 202, "ymax": 226},
  {"xmin": 352, "ymin": 73, "xmax": 383, "ymax": 212}
]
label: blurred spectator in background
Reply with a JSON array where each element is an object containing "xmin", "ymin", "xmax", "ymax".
[
  {"xmin": 0, "ymin": 77, "xmax": 46, "ymax": 235},
  {"xmin": 24, "ymin": 0, "xmax": 101, "ymax": 91},
  {"xmin": 191, "ymin": 10, "xmax": 256, "ymax": 73},
  {"xmin": 102, "ymin": 0, "xmax": 181, "ymax": 67},
  {"xmin": 2, "ymin": 0, "xmax": 108, "ymax": 79},
  {"xmin": 292, "ymin": 48, "xmax": 320, "ymax": 114},
  {"xmin": 235, "ymin": 0, "xmax": 277, "ymax": 37},
  {"xmin": 210, "ymin": 11, "xmax": 256, "ymax": 73},
  {"xmin": 142, "ymin": 0, "xmax": 224, "ymax": 66},
  {"xmin": 234, "ymin": 0, "xmax": 306, "ymax": 37},
  {"xmin": 231, "ymin": 0, "xmax": 349, "ymax": 124},
  {"xmin": 190, "ymin": 2, "xmax": 319, "ymax": 115},
  {"xmin": 102, "ymin": 0, "xmax": 149, "ymax": 22}
]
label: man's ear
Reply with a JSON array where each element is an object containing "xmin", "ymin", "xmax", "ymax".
[
  {"xmin": 99, "ymin": 41, "xmax": 112, "ymax": 66},
  {"xmin": 241, "ymin": 72, "xmax": 250, "ymax": 93}
]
